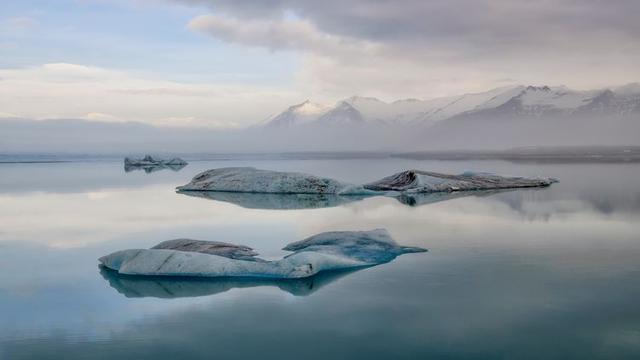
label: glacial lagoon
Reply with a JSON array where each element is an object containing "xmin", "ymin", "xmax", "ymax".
[{"xmin": 1, "ymin": 157, "xmax": 639, "ymax": 359}]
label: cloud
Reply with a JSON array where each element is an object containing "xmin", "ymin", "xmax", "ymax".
[
  {"xmin": 176, "ymin": 0, "xmax": 640, "ymax": 48},
  {"xmin": 84, "ymin": 112, "xmax": 125, "ymax": 122},
  {"xmin": 177, "ymin": 0, "xmax": 640, "ymax": 98},
  {"xmin": 3, "ymin": 2, "xmax": 639, "ymax": 126},
  {"xmin": 188, "ymin": 14, "xmax": 378, "ymax": 58},
  {"xmin": 2, "ymin": 16, "xmax": 37, "ymax": 30},
  {"xmin": 0, "ymin": 63, "xmax": 302, "ymax": 127}
]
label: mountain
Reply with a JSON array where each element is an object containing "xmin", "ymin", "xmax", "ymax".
[
  {"xmin": 255, "ymin": 83, "xmax": 640, "ymax": 150},
  {"xmin": 262, "ymin": 100, "xmax": 330, "ymax": 128},
  {"xmin": 2, "ymin": 83, "xmax": 638, "ymax": 153},
  {"xmin": 314, "ymin": 101, "xmax": 366, "ymax": 126},
  {"xmin": 262, "ymin": 83, "xmax": 640, "ymax": 130},
  {"xmin": 419, "ymin": 84, "xmax": 640, "ymax": 149}
]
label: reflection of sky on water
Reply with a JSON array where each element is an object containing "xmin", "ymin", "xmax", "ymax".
[{"xmin": 0, "ymin": 159, "xmax": 639, "ymax": 359}]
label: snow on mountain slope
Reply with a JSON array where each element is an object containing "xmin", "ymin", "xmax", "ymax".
[
  {"xmin": 343, "ymin": 96, "xmax": 438, "ymax": 125},
  {"xmin": 513, "ymin": 86, "xmax": 601, "ymax": 116},
  {"xmin": 261, "ymin": 83, "xmax": 640, "ymax": 129},
  {"xmin": 575, "ymin": 89, "xmax": 640, "ymax": 116},
  {"xmin": 264, "ymin": 100, "xmax": 330, "ymax": 128},
  {"xmin": 344, "ymin": 96, "xmax": 393, "ymax": 120},
  {"xmin": 344, "ymin": 96, "xmax": 446, "ymax": 125},
  {"xmin": 401, "ymin": 85, "xmax": 519, "ymax": 124},
  {"xmin": 313, "ymin": 101, "xmax": 366, "ymax": 126}
]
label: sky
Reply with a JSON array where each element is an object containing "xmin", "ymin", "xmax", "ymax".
[{"xmin": 0, "ymin": 0, "xmax": 639, "ymax": 128}]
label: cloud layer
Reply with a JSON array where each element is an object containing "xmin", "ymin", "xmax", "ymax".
[
  {"xmin": 0, "ymin": 63, "xmax": 299, "ymax": 127},
  {"xmin": 182, "ymin": 0, "xmax": 640, "ymax": 99}
]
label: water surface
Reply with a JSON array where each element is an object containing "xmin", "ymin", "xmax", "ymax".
[{"xmin": 0, "ymin": 158, "xmax": 639, "ymax": 359}]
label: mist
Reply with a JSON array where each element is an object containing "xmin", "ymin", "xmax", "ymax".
[{"xmin": 2, "ymin": 111, "xmax": 638, "ymax": 155}]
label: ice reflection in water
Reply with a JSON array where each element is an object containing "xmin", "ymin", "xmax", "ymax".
[
  {"xmin": 100, "ymin": 266, "xmax": 362, "ymax": 298},
  {"xmin": 0, "ymin": 159, "xmax": 639, "ymax": 359},
  {"xmin": 177, "ymin": 188, "xmax": 516, "ymax": 209}
]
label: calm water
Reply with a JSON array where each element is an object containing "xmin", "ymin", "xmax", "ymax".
[{"xmin": 0, "ymin": 158, "xmax": 639, "ymax": 359}]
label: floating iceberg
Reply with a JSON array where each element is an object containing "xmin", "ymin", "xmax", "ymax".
[
  {"xmin": 176, "ymin": 167, "xmax": 372, "ymax": 194},
  {"xmin": 99, "ymin": 229, "xmax": 426, "ymax": 279},
  {"xmin": 177, "ymin": 167, "xmax": 556, "ymax": 194},
  {"xmin": 124, "ymin": 155, "xmax": 188, "ymax": 173},
  {"xmin": 364, "ymin": 170, "xmax": 556, "ymax": 192}
]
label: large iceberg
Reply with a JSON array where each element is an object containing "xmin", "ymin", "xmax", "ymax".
[
  {"xmin": 124, "ymin": 155, "xmax": 188, "ymax": 173},
  {"xmin": 177, "ymin": 167, "xmax": 556, "ymax": 195},
  {"xmin": 176, "ymin": 167, "xmax": 371, "ymax": 194},
  {"xmin": 99, "ymin": 229, "xmax": 426, "ymax": 279}
]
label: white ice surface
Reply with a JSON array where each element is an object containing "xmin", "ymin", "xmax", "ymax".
[{"xmin": 99, "ymin": 229, "xmax": 426, "ymax": 279}]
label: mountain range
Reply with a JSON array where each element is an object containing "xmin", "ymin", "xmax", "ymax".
[
  {"xmin": 1, "ymin": 83, "xmax": 639, "ymax": 153},
  {"xmin": 262, "ymin": 83, "xmax": 640, "ymax": 130}
]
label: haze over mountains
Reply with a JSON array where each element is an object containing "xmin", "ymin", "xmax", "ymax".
[{"xmin": 2, "ymin": 83, "xmax": 639, "ymax": 153}]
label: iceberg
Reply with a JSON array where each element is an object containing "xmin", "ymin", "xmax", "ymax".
[
  {"xmin": 176, "ymin": 167, "xmax": 372, "ymax": 194},
  {"xmin": 363, "ymin": 170, "xmax": 556, "ymax": 192},
  {"xmin": 124, "ymin": 155, "xmax": 188, "ymax": 173},
  {"xmin": 99, "ymin": 229, "xmax": 426, "ymax": 279},
  {"xmin": 177, "ymin": 167, "xmax": 556, "ymax": 194}
]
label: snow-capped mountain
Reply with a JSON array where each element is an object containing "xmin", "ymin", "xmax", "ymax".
[
  {"xmin": 263, "ymin": 100, "xmax": 330, "ymax": 128},
  {"xmin": 314, "ymin": 101, "xmax": 366, "ymax": 126},
  {"xmin": 3, "ymin": 83, "xmax": 638, "ymax": 153},
  {"xmin": 262, "ymin": 83, "xmax": 640, "ymax": 130}
]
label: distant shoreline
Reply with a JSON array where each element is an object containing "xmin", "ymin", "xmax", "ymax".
[
  {"xmin": 394, "ymin": 146, "xmax": 640, "ymax": 163},
  {"xmin": 1, "ymin": 146, "xmax": 639, "ymax": 164}
]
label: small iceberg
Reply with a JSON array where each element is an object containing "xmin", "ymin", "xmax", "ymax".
[
  {"xmin": 99, "ymin": 229, "xmax": 426, "ymax": 279},
  {"xmin": 124, "ymin": 155, "xmax": 188, "ymax": 173},
  {"xmin": 177, "ymin": 167, "xmax": 556, "ymax": 194}
]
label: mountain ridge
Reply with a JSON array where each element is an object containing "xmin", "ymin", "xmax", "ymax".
[{"xmin": 261, "ymin": 83, "xmax": 640, "ymax": 129}]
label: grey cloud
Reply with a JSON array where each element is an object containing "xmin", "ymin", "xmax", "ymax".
[
  {"xmin": 175, "ymin": 0, "xmax": 640, "ymax": 100},
  {"xmin": 177, "ymin": 0, "xmax": 640, "ymax": 51},
  {"xmin": 187, "ymin": 14, "xmax": 374, "ymax": 56}
]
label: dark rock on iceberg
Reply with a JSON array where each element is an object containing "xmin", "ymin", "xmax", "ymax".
[
  {"xmin": 364, "ymin": 170, "xmax": 557, "ymax": 192},
  {"xmin": 151, "ymin": 239, "xmax": 261, "ymax": 261}
]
